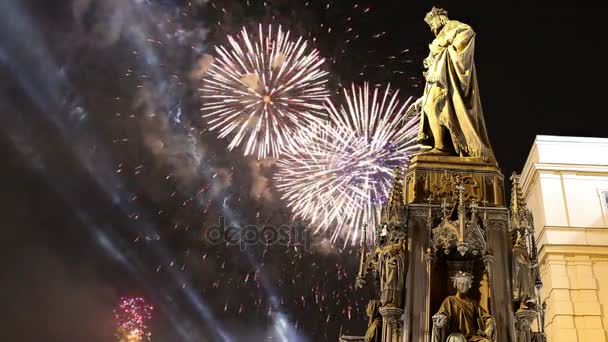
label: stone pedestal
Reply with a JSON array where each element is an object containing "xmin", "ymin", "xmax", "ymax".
[
  {"xmin": 379, "ymin": 306, "xmax": 403, "ymax": 342},
  {"xmin": 515, "ymin": 309, "xmax": 538, "ymax": 342},
  {"xmin": 344, "ymin": 154, "xmax": 547, "ymax": 342},
  {"xmin": 403, "ymin": 155, "xmax": 505, "ymax": 207}
]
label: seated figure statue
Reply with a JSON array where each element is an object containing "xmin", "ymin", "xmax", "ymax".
[{"xmin": 432, "ymin": 271, "xmax": 495, "ymax": 342}]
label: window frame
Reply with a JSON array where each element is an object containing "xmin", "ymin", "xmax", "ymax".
[{"xmin": 598, "ymin": 189, "xmax": 608, "ymax": 226}]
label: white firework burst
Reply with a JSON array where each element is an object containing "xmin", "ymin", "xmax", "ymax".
[
  {"xmin": 200, "ymin": 24, "xmax": 330, "ymax": 159},
  {"xmin": 276, "ymin": 83, "xmax": 419, "ymax": 244}
]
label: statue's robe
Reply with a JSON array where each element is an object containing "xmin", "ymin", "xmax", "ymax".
[
  {"xmin": 513, "ymin": 245, "xmax": 535, "ymax": 301},
  {"xmin": 420, "ymin": 20, "xmax": 497, "ymax": 164},
  {"xmin": 379, "ymin": 244, "xmax": 406, "ymax": 307},
  {"xmin": 432, "ymin": 295, "xmax": 494, "ymax": 342}
]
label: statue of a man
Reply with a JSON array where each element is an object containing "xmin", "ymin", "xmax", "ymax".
[
  {"xmin": 364, "ymin": 300, "xmax": 382, "ymax": 342},
  {"xmin": 512, "ymin": 229, "xmax": 536, "ymax": 310},
  {"xmin": 407, "ymin": 7, "xmax": 497, "ymax": 164},
  {"xmin": 432, "ymin": 271, "xmax": 495, "ymax": 342}
]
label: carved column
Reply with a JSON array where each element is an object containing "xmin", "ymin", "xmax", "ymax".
[
  {"xmin": 423, "ymin": 251, "xmax": 435, "ymax": 342},
  {"xmin": 379, "ymin": 306, "xmax": 403, "ymax": 342},
  {"xmin": 404, "ymin": 206, "xmax": 430, "ymax": 342},
  {"xmin": 482, "ymin": 254, "xmax": 495, "ymax": 314},
  {"xmin": 486, "ymin": 210, "xmax": 517, "ymax": 340}
]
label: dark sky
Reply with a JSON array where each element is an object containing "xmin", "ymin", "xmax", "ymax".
[{"xmin": 1, "ymin": 1, "xmax": 606, "ymax": 341}]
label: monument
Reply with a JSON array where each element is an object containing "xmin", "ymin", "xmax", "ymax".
[{"xmin": 340, "ymin": 7, "xmax": 546, "ymax": 342}]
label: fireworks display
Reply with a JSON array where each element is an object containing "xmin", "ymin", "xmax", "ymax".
[
  {"xmin": 18, "ymin": 0, "xmax": 423, "ymax": 340},
  {"xmin": 5, "ymin": 0, "xmax": 588, "ymax": 341},
  {"xmin": 115, "ymin": 297, "xmax": 154, "ymax": 341},
  {"xmin": 101, "ymin": 1, "xmax": 421, "ymax": 339},
  {"xmin": 276, "ymin": 83, "xmax": 419, "ymax": 245},
  {"xmin": 200, "ymin": 24, "xmax": 330, "ymax": 159}
]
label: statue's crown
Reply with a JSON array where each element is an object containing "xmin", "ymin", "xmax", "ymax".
[
  {"xmin": 451, "ymin": 270, "xmax": 473, "ymax": 283},
  {"xmin": 424, "ymin": 7, "xmax": 448, "ymax": 25}
]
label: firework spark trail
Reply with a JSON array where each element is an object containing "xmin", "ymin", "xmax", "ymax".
[
  {"xmin": 0, "ymin": 1, "xmax": 233, "ymax": 341},
  {"xmin": 200, "ymin": 24, "xmax": 330, "ymax": 159},
  {"xmin": 276, "ymin": 83, "xmax": 419, "ymax": 245},
  {"xmin": 119, "ymin": 12, "xmax": 305, "ymax": 340},
  {"xmin": 217, "ymin": 203, "xmax": 307, "ymax": 342},
  {"xmin": 111, "ymin": 4, "xmax": 307, "ymax": 340}
]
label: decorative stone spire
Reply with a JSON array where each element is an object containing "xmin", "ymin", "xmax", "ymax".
[
  {"xmin": 381, "ymin": 168, "xmax": 405, "ymax": 226},
  {"xmin": 510, "ymin": 172, "xmax": 532, "ymax": 231}
]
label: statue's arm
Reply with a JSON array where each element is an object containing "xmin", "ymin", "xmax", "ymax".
[{"xmin": 432, "ymin": 297, "xmax": 450, "ymax": 327}]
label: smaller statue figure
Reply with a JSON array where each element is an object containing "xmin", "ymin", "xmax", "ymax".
[
  {"xmin": 512, "ymin": 228, "xmax": 536, "ymax": 311},
  {"xmin": 378, "ymin": 230, "xmax": 407, "ymax": 308},
  {"xmin": 364, "ymin": 300, "xmax": 382, "ymax": 342},
  {"xmin": 356, "ymin": 227, "xmax": 408, "ymax": 309},
  {"xmin": 432, "ymin": 271, "xmax": 495, "ymax": 342}
]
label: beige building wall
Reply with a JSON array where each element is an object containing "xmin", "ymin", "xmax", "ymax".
[{"xmin": 520, "ymin": 135, "xmax": 608, "ymax": 342}]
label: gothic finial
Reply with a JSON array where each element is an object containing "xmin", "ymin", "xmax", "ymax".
[
  {"xmin": 510, "ymin": 172, "xmax": 531, "ymax": 230},
  {"xmin": 381, "ymin": 167, "xmax": 405, "ymax": 225}
]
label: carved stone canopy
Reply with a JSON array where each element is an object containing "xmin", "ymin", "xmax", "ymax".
[{"xmin": 431, "ymin": 182, "xmax": 487, "ymax": 256}]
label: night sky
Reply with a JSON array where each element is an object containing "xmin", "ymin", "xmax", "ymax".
[{"xmin": 1, "ymin": 1, "xmax": 607, "ymax": 341}]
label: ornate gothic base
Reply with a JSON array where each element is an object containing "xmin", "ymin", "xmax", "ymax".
[
  {"xmin": 346, "ymin": 155, "xmax": 545, "ymax": 342},
  {"xmin": 379, "ymin": 306, "xmax": 404, "ymax": 342},
  {"xmin": 515, "ymin": 309, "xmax": 539, "ymax": 342},
  {"xmin": 403, "ymin": 154, "xmax": 505, "ymax": 207},
  {"xmin": 402, "ymin": 155, "xmax": 515, "ymax": 342}
]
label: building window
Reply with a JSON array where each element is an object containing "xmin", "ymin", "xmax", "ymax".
[{"xmin": 601, "ymin": 190, "xmax": 608, "ymax": 224}]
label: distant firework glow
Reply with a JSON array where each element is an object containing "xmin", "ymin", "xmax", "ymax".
[
  {"xmin": 276, "ymin": 83, "xmax": 419, "ymax": 245},
  {"xmin": 114, "ymin": 297, "xmax": 154, "ymax": 342},
  {"xmin": 200, "ymin": 24, "xmax": 330, "ymax": 159}
]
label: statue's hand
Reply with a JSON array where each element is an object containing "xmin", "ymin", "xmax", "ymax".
[
  {"xmin": 432, "ymin": 314, "xmax": 447, "ymax": 328},
  {"xmin": 423, "ymin": 56, "xmax": 434, "ymax": 69},
  {"xmin": 477, "ymin": 329, "xmax": 487, "ymax": 337}
]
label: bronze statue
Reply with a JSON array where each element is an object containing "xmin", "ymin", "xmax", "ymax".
[
  {"xmin": 364, "ymin": 300, "xmax": 382, "ymax": 342},
  {"xmin": 406, "ymin": 7, "xmax": 497, "ymax": 164},
  {"xmin": 513, "ymin": 229, "xmax": 536, "ymax": 310},
  {"xmin": 432, "ymin": 271, "xmax": 495, "ymax": 342}
]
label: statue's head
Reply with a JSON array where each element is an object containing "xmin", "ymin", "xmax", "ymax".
[
  {"xmin": 451, "ymin": 271, "xmax": 473, "ymax": 294},
  {"xmin": 424, "ymin": 7, "xmax": 449, "ymax": 35}
]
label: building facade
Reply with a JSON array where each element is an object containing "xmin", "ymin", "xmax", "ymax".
[{"xmin": 520, "ymin": 135, "xmax": 608, "ymax": 341}]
